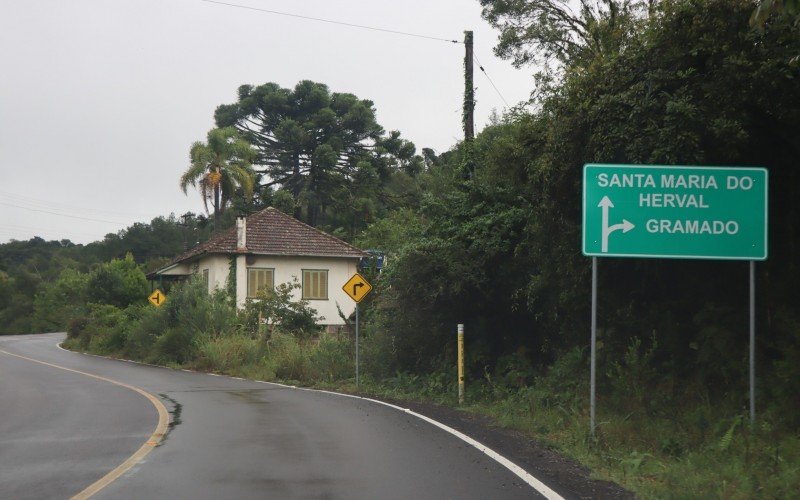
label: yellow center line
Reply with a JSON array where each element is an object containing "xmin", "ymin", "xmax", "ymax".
[{"xmin": 0, "ymin": 347, "xmax": 170, "ymax": 499}]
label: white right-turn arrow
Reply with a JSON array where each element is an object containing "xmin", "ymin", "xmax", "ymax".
[{"xmin": 598, "ymin": 196, "xmax": 634, "ymax": 252}]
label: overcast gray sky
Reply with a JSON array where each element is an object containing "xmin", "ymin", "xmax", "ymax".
[{"xmin": 0, "ymin": 0, "xmax": 534, "ymax": 244}]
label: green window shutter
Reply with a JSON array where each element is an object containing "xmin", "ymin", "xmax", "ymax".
[
  {"xmin": 247, "ymin": 268, "xmax": 274, "ymax": 298},
  {"xmin": 302, "ymin": 270, "xmax": 328, "ymax": 300}
]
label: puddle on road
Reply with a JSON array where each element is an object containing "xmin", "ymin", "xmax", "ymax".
[
  {"xmin": 157, "ymin": 393, "xmax": 182, "ymax": 444},
  {"xmin": 227, "ymin": 389, "xmax": 273, "ymax": 405}
]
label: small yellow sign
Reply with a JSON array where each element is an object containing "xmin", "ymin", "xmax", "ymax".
[
  {"xmin": 148, "ymin": 289, "xmax": 166, "ymax": 307},
  {"xmin": 342, "ymin": 273, "xmax": 372, "ymax": 303}
]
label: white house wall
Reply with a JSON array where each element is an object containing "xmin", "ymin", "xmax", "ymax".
[
  {"xmin": 197, "ymin": 255, "xmax": 231, "ymax": 294},
  {"xmin": 191, "ymin": 254, "xmax": 358, "ymax": 325},
  {"xmin": 158, "ymin": 262, "xmax": 192, "ymax": 276},
  {"xmin": 236, "ymin": 255, "xmax": 358, "ymax": 325}
]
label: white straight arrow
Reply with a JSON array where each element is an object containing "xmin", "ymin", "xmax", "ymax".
[{"xmin": 598, "ymin": 196, "xmax": 634, "ymax": 252}]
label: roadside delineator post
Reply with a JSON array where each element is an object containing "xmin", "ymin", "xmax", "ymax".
[{"xmin": 458, "ymin": 324, "xmax": 465, "ymax": 405}]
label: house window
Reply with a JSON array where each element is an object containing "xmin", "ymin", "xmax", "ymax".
[
  {"xmin": 202, "ymin": 269, "xmax": 209, "ymax": 288},
  {"xmin": 247, "ymin": 268, "xmax": 274, "ymax": 298},
  {"xmin": 302, "ymin": 269, "xmax": 328, "ymax": 300}
]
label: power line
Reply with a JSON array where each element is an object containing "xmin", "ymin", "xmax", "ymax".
[
  {"xmin": 0, "ymin": 190, "xmax": 159, "ymax": 220},
  {"xmin": 473, "ymin": 53, "xmax": 510, "ymax": 109},
  {"xmin": 0, "ymin": 202, "xmax": 130, "ymax": 225},
  {"xmin": 0, "ymin": 224, "xmax": 103, "ymax": 240},
  {"xmin": 200, "ymin": 0, "xmax": 460, "ymax": 44}
]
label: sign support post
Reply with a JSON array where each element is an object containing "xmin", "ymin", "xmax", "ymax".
[
  {"xmin": 356, "ymin": 303, "xmax": 360, "ymax": 388},
  {"xmin": 342, "ymin": 272, "xmax": 373, "ymax": 390},
  {"xmin": 750, "ymin": 261, "xmax": 756, "ymax": 424},
  {"xmin": 583, "ymin": 164, "xmax": 768, "ymax": 434},
  {"xmin": 590, "ymin": 258, "xmax": 597, "ymax": 437}
]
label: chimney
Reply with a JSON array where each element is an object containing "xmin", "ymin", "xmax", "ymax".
[{"xmin": 236, "ymin": 217, "xmax": 247, "ymax": 251}]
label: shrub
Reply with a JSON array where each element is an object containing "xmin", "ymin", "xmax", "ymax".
[
  {"xmin": 195, "ymin": 334, "xmax": 265, "ymax": 373},
  {"xmin": 124, "ymin": 304, "xmax": 162, "ymax": 359},
  {"xmin": 148, "ymin": 279, "xmax": 238, "ymax": 364},
  {"xmin": 240, "ymin": 280, "xmax": 321, "ymax": 338},
  {"xmin": 33, "ymin": 268, "xmax": 90, "ymax": 332},
  {"xmin": 66, "ymin": 316, "xmax": 90, "ymax": 340},
  {"xmin": 86, "ymin": 254, "xmax": 148, "ymax": 308},
  {"xmin": 309, "ymin": 334, "xmax": 353, "ymax": 382},
  {"xmin": 72, "ymin": 304, "xmax": 126, "ymax": 351},
  {"xmin": 266, "ymin": 331, "xmax": 310, "ymax": 381}
]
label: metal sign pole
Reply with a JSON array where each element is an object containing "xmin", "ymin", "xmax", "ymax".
[
  {"xmin": 356, "ymin": 303, "xmax": 360, "ymax": 388},
  {"xmin": 591, "ymin": 257, "xmax": 598, "ymax": 437},
  {"xmin": 342, "ymin": 272, "xmax": 371, "ymax": 390},
  {"xmin": 750, "ymin": 261, "xmax": 755, "ymax": 424}
]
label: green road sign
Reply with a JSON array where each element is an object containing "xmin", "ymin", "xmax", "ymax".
[{"xmin": 583, "ymin": 164, "xmax": 768, "ymax": 260}]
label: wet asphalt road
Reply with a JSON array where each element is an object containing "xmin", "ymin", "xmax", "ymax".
[{"xmin": 0, "ymin": 333, "xmax": 543, "ymax": 499}]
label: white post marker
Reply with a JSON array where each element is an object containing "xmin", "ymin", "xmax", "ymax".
[{"xmin": 457, "ymin": 324, "xmax": 465, "ymax": 405}]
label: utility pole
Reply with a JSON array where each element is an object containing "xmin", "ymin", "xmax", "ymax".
[
  {"xmin": 463, "ymin": 30, "xmax": 474, "ymax": 142},
  {"xmin": 462, "ymin": 30, "xmax": 475, "ymax": 179}
]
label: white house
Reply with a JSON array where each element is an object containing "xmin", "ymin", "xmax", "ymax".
[{"xmin": 151, "ymin": 207, "xmax": 366, "ymax": 326}]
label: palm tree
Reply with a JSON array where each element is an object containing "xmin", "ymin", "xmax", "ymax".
[{"xmin": 180, "ymin": 127, "xmax": 257, "ymax": 228}]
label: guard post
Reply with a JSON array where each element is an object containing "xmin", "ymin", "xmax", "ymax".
[{"xmin": 457, "ymin": 324, "xmax": 465, "ymax": 405}]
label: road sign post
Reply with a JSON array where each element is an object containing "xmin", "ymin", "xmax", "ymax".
[
  {"xmin": 343, "ymin": 273, "xmax": 373, "ymax": 388},
  {"xmin": 750, "ymin": 261, "xmax": 756, "ymax": 424},
  {"xmin": 590, "ymin": 258, "xmax": 597, "ymax": 437},
  {"xmin": 583, "ymin": 164, "xmax": 768, "ymax": 434},
  {"xmin": 356, "ymin": 303, "xmax": 360, "ymax": 387}
]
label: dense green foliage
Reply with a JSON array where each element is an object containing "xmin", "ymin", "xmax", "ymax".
[
  {"xmin": 61, "ymin": 278, "xmax": 351, "ymax": 382},
  {"xmin": 751, "ymin": 0, "xmax": 800, "ymax": 31},
  {"xmin": 0, "ymin": 213, "xmax": 219, "ymax": 333},
  {"xmin": 480, "ymin": 0, "xmax": 646, "ymax": 70},
  {"xmin": 359, "ymin": 0, "xmax": 800, "ymax": 401}
]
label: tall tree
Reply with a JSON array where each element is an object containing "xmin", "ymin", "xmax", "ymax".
[
  {"xmin": 214, "ymin": 80, "xmax": 421, "ymax": 226},
  {"xmin": 180, "ymin": 127, "xmax": 257, "ymax": 227},
  {"xmin": 480, "ymin": 0, "xmax": 646, "ymax": 73},
  {"xmin": 751, "ymin": 0, "xmax": 800, "ymax": 29}
]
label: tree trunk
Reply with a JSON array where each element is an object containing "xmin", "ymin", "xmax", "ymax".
[
  {"xmin": 292, "ymin": 153, "xmax": 302, "ymax": 220},
  {"xmin": 213, "ymin": 169, "xmax": 221, "ymax": 231}
]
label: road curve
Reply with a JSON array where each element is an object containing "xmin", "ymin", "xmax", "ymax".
[{"xmin": 0, "ymin": 333, "xmax": 555, "ymax": 499}]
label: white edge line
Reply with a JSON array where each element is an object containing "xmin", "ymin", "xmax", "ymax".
[
  {"xmin": 262, "ymin": 384, "xmax": 563, "ymax": 499},
  {"xmin": 57, "ymin": 341, "xmax": 563, "ymax": 499}
]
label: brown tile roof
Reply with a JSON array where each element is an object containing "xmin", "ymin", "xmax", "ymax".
[{"xmin": 169, "ymin": 207, "xmax": 365, "ymax": 265}]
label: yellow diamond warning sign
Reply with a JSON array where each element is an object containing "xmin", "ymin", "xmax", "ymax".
[
  {"xmin": 148, "ymin": 289, "xmax": 166, "ymax": 307},
  {"xmin": 342, "ymin": 273, "xmax": 372, "ymax": 303}
]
